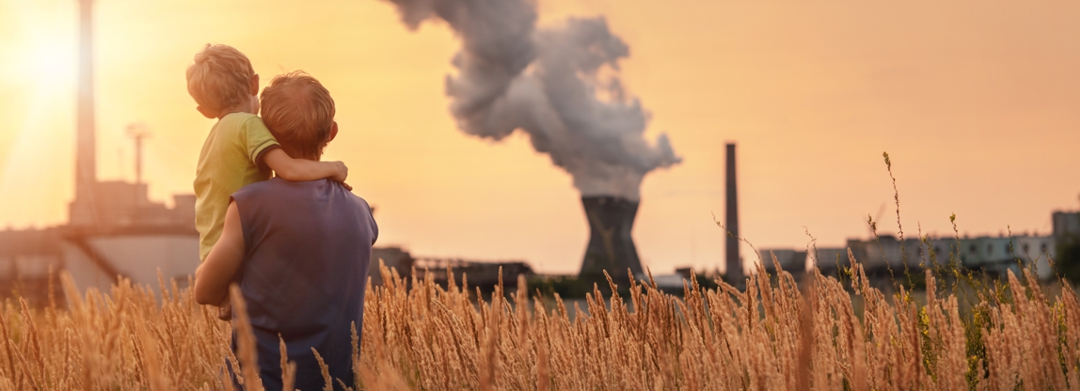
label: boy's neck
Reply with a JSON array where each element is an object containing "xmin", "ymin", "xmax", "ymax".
[
  {"xmin": 216, "ymin": 98, "xmax": 256, "ymax": 119},
  {"xmin": 217, "ymin": 107, "xmax": 255, "ymax": 119}
]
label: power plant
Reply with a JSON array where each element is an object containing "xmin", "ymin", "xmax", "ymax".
[
  {"xmin": 579, "ymin": 196, "xmax": 643, "ymax": 280},
  {"xmin": 380, "ymin": 0, "xmax": 682, "ymax": 282}
]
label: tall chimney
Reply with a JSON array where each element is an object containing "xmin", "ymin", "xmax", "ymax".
[
  {"xmin": 725, "ymin": 143, "xmax": 743, "ymax": 284},
  {"xmin": 76, "ymin": 0, "xmax": 96, "ymax": 200}
]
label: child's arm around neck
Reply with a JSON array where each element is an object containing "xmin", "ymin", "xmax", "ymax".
[{"xmin": 261, "ymin": 148, "xmax": 349, "ymax": 185}]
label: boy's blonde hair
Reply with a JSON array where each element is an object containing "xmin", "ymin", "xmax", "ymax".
[
  {"xmin": 260, "ymin": 71, "xmax": 336, "ymax": 159},
  {"xmin": 185, "ymin": 44, "xmax": 255, "ymax": 116}
]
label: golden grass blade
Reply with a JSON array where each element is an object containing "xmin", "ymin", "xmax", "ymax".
[{"xmin": 229, "ymin": 285, "xmax": 263, "ymax": 391}]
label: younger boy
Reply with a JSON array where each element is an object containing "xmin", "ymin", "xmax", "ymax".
[{"xmin": 186, "ymin": 44, "xmax": 348, "ymax": 307}]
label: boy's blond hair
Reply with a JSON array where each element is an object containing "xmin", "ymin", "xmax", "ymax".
[
  {"xmin": 260, "ymin": 71, "xmax": 336, "ymax": 159},
  {"xmin": 186, "ymin": 44, "xmax": 255, "ymax": 116}
]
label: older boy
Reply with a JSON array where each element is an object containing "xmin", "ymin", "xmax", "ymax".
[{"xmin": 194, "ymin": 71, "xmax": 377, "ymax": 391}]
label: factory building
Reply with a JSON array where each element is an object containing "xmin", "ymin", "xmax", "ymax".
[
  {"xmin": 805, "ymin": 231, "xmax": 1057, "ymax": 282},
  {"xmin": 759, "ymin": 211, "xmax": 1078, "ymax": 285}
]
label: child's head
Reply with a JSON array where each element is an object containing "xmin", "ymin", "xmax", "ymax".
[
  {"xmin": 259, "ymin": 71, "xmax": 338, "ymax": 160},
  {"xmin": 186, "ymin": 44, "xmax": 259, "ymax": 119}
]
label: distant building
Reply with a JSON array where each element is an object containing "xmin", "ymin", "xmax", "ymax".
[
  {"xmin": 808, "ymin": 231, "xmax": 1055, "ymax": 281},
  {"xmin": 413, "ymin": 256, "xmax": 534, "ymax": 290},
  {"xmin": 369, "ymin": 246, "xmax": 415, "ymax": 286},
  {"xmin": 0, "ymin": 227, "xmax": 62, "ymax": 301},
  {"xmin": 0, "ymin": 184, "xmax": 198, "ymax": 304},
  {"xmin": 1053, "ymin": 211, "xmax": 1080, "ymax": 239},
  {"xmin": 365, "ymin": 247, "xmax": 536, "ymax": 292},
  {"xmin": 757, "ymin": 248, "xmax": 807, "ymax": 276}
]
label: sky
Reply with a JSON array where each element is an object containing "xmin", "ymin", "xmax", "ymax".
[{"xmin": 0, "ymin": 0, "xmax": 1078, "ymax": 275}]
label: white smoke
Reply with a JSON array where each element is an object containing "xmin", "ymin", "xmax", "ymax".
[{"xmin": 383, "ymin": 0, "xmax": 681, "ymax": 200}]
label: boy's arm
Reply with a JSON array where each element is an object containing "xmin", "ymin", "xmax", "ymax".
[
  {"xmin": 261, "ymin": 148, "xmax": 349, "ymax": 185},
  {"xmin": 194, "ymin": 201, "xmax": 246, "ymax": 306}
]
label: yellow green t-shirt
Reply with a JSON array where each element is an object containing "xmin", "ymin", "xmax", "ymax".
[{"xmin": 194, "ymin": 112, "xmax": 279, "ymax": 261}]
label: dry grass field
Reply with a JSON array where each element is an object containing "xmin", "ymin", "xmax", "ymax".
[{"xmin": 0, "ymin": 254, "xmax": 1078, "ymax": 390}]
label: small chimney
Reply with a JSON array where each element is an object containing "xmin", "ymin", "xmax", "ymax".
[
  {"xmin": 725, "ymin": 143, "xmax": 743, "ymax": 284},
  {"xmin": 579, "ymin": 196, "xmax": 643, "ymax": 282}
]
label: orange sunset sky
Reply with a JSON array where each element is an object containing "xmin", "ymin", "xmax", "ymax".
[{"xmin": 0, "ymin": 0, "xmax": 1078, "ymax": 274}]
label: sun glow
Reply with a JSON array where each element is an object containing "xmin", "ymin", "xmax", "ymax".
[
  {"xmin": 24, "ymin": 37, "xmax": 75, "ymax": 90},
  {"xmin": 0, "ymin": 3, "xmax": 79, "ymax": 227},
  {"xmin": 0, "ymin": 3, "xmax": 77, "ymax": 94},
  {"xmin": 18, "ymin": 29, "xmax": 77, "ymax": 94}
]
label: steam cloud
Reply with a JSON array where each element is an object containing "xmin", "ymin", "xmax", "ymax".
[{"xmin": 385, "ymin": 0, "xmax": 681, "ymax": 200}]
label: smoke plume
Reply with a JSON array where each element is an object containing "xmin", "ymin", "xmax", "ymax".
[{"xmin": 384, "ymin": 0, "xmax": 681, "ymax": 200}]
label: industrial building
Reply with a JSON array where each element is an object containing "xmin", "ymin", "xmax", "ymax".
[{"xmin": 757, "ymin": 210, "xmax": 1079, "ymax": 285}]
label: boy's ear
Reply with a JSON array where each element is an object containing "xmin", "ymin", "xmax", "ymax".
[
  {"xmin": 249, "ymin": 74, "xmax": 260, "ymax": 96},
  {"xmin": 328, "ymin": 121, "xmax": 338, "ymax": 142},
  {"xmin": 196, "ymin": 106, "xmax": 216, "ymax": 119}
]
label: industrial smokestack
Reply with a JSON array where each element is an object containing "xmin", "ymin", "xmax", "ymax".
[
  {"xmin": 580, "ymin": 196, "xmax": 643, "ymax": 280},
  {"xmin": 76, "ymin": 0, "xmax": 96, "ymax": 199},
  {"xmin": 725, "ymin": 143, "xmax": 743, "ymax": 284}
]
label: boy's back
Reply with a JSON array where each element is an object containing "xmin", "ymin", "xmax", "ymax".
[{"xmin": 194, "ymin": 112, "xmax": 278, "ymax": 261}]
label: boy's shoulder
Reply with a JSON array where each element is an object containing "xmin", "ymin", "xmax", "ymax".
[
  {"xmin": 206, "ymin": 112, "xmax": 276, "ymax": 161},
  {"xmin": 236, "ymin": 179, "xmax": 367, "ymax": 204},
  {"xmin": 215, "ymin": 112, "xmax": 263, "ymax": 129}
]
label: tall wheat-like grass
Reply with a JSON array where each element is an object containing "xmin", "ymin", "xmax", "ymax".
[{"xmin": 0, "ymin": 255, "xmax": 1077, "ymax": 390}]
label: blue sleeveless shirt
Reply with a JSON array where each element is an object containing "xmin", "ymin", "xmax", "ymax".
[{"xmin": 232, "ymin": 178, "xmax": 377, "ymax": 391}]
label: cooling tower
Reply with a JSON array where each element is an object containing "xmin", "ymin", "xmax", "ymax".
[{"xmin": 579, "ymin": 196, "xmax": 643, "ymax": 281}]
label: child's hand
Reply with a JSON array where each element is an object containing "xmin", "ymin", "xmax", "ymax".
[
  {"xmin": 218, "ymin": 303, "xmax": 233, "ymax": 321},
  {"xmin": 330, "ymin": 161, "xmax": 349, "ymax": 184}
]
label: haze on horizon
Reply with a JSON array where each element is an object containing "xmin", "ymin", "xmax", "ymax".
[{"xmin": 0, "ymin": 0, "xmax": 1078, "ymax": 275}]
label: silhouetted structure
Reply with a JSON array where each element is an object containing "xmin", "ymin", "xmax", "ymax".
[
  {"xmin": 725, "ymin": 143, "xmax": 744, "ymax": 285},
  {"xmin": 1053, "ymin": 211, "xmax": 1080, "ymax": 240},
  {"xmin": 368, "ymin": 246, "xmax": 415, "ymax": 286},
  {"xmin": 759, "ymin": 249, "xmax": 807, "ymax": 280},
  {"xmin": 414, "ymin": 256, "xmax": 533, "ymax": 291},
  {"xmin": 578, "ymin": 196, "xmax": 643, "ymax": 282}
]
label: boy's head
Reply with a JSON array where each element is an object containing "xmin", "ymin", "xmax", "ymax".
[
  {"xmin": 186, "ymin": 44, "xmax": 259, "ymax": 119},
  {"xmin": 260, "ymin": 71, "xmax": 338, "ymax": 160}
]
